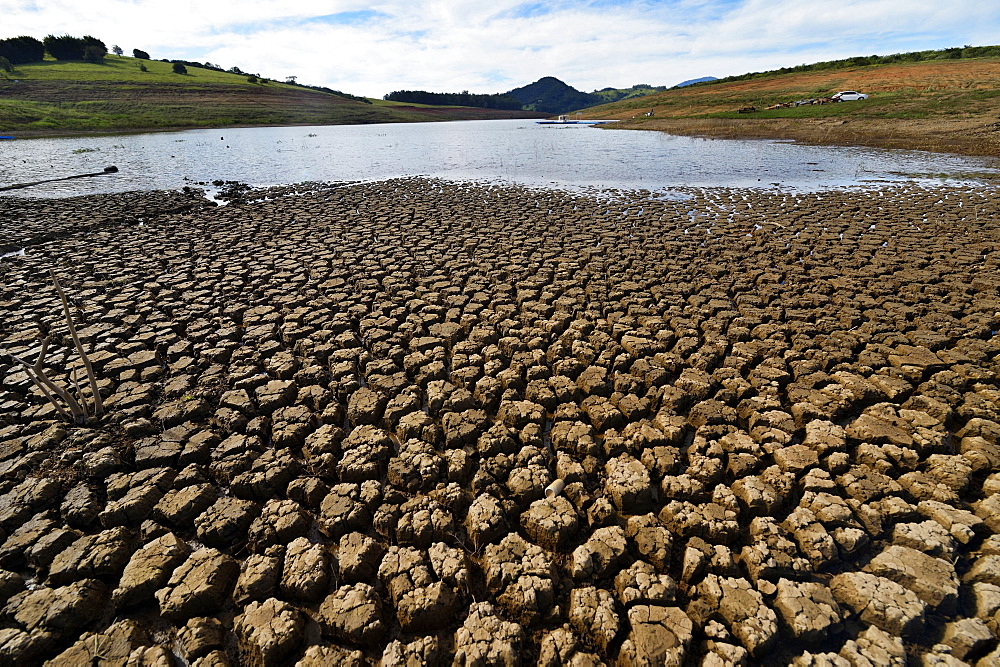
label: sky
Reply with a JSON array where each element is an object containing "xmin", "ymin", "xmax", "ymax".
[{"xmin": 3, "ymin": 0, "xmax": 999, "ymax": 97}]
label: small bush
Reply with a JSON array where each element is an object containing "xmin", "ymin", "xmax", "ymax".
[
  {"xmin": 172, "ymin": 62, "xmax": 187, "ymax": 74},
  {"xmin": 83, "ymin": 45, "xmax": 105, "ymax": 64},
  {"xmin": 139, "ymin": 62, "xmax": 147, "ymax": 72},
  {"xmin": 0, "ymin": 56, "xmax": 12, "ymax": 73},
  {"xmin": 246, "ymin": 75, "xmax": 258, "ymax": 84}
]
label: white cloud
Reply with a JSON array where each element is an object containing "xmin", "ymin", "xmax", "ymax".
[{"xmin": 2, "ymin": 0, "xmax": 997, "ymax": 96}]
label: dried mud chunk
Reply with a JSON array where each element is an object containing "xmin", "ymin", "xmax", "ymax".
[
  {"xmin": 338, "ymin": 425, "xmax": 392, "ymax": 482},
  {"xmin": 48, "ymin": 526, "xmax": 135, "ymax": 585},
  {"xmin": 891, "ymin": 520, "xmax": 956, "ymax": 558},
  {"xmin": 466, "ymin": 493, "xmax": 509, "ymax": 549},
  {"xmin": 231, "ymin": 448, "xmax": 303, "ymax": 499},
  {"xmin": 282, "ymin": 537, "xmax": 331, "ymax": 602},
  {"xmin": 153, "ymin": 483, "xmax": 219, "ymax": 528},
  {"xmin": 5, "ymin": 578, "xmax": 106, "ymax": 638},
  {"xmin": 773, "ymin": 578, "xmax": 842, "ymax": 643},
  {"xmin": 177, "ymin": 617, "xmax": 225, "ymax": 662},
  {"xmin": 255, "ymin": 380, "xmax": 296, "ymax": 412},
  {"xmin": 550, "ymin": 420, "xmax": 600, "ymax": 458},
  {"xmin": 194, "ymin": 496, "xmax": 257, "ymax": 548},
  {"xmin": 836, "ymin": 465, "xmax": 901, "ymax": 503},
  {"xmin": 0, "ymin": 513, "xmax": 58, "ymax": 569},
  {"xmin": 837, "ymin": 625, "xmax": 905, "ymax": 666},
  {"xmin": 247, "ymin": 498, "xmax": 310, "ymax": 552},
  {"xmin": 537, "ymin": 626, "xmax": 601, "ymax": 667},
  {"xmin": 618, "ymin": 605, "xmax": 693, "ymax": 667},
  {"xmin": 0, "ymin": 627, "xmax": 54, "ymax": 663},
  {"xmin": 60, "ymin": 483, "xmax": 101, "ymax": 528},
  {"xmin": 940, "ymin": 617, "xmax": 994, "ymax": 662},
  {"xmin": 614, "ymin": 560, "xmax": 676, "ymax": 607},
  {"xmin": 864, "ymin": 544, "xmax": 958, "ymax": 613},
  {"xmin": 297, "ymin": 644, "xmax": 365, "ymax": 666},
  {"xmin": 568, "ymin": 586, "xmax": 619, "ymax": 651},
  {"xmin": 520, "ymin": 495, "xmax": 580, "ymax": 551},
  {"xmin": 918, "ymin": 499, "xmax": 986, "ymax": 544},
  {"xmin": 397, "ymin": 580, "xmax": 461, "ymax": 633},
  {"xmin": 829, "ymin": 571, "xmax": 925, "ymax": 638},
  {"xmin": 740, "ymin": 517, "xmax": 810, "ymax": 582},
  {"xmin": 113, "ymin": 532, "xmax": 190, "ymax": 609},
  {"xmin": 234, "ymin": 598, "xmax": 305, "ymax": 666},
  {"xmin": 571, "ymin": 525, "xmax": 629, "ymax": 580},
  {"xmin": 347, "ymin": 387, "xmax": 387, "ymax": 426},
  {"xmin": 484, "ymin": 534, "xmax": 558, "ymax": 624},
  {"xmin": 626, "ymin": 514, "xmax": 673, "ymax": 572},
  {"xmin": 452, "ymin": 601, "xmax": 525, "ymax": 667},
  {"xmin": 699, "ymin": 575, "xmax": 778, "ymax": 657},
  {"xmin": 380, "ymin": 636, "xmax": 442, "ymax": 666},
  {"xmin": 155, "ymin": 548, "xmax": 239, "ymax": 620},
  {"xmin": 392, "ymin": 496, "xmax": 455, "ymax": 548},
  {"xmin": 659, "ymin": 500, "xmax": 739, "ymax": 543},
  {"xmin": 605, "ymin": 454, "xmax": 654, "ymax": 514},
  {"xmin": 506, "ymin": 463, "xmax": 552, "ymax": 504},
  {"xmin": 339, "ymin": 532, "xmax": 385, "ymax": 583},
  {"xmin": 319, "ymin": 483, "xmax": 377, "ymax": 539},
  {"xmin": 802, "ymin": 420, "xmax": 848, "ymax": 455},
  {"xmin": 316, "ymin": 583, "xmax": 385, "ymax": 647},
  {"xmin": 387, "ymin": 439, "xmax": 444, "ymax": 493},
  {"xmin": 442, "ymin": 409, "xmax": 489, "ymax": 448},
  {"xmin": 46, "ymin": 618, "xmax": 150, "ymax": 666},
  {"xmin": 0, "ymin": 477, "xmax": 60, "ymax": 531},
  {"xmin": 783, "ymin": 507, "xmax": 838, "ymax": 568},
  {"xmin": 234, "ymin": 553, "xmax": 281, "ymax": 605},
  {"xmin": 581, "ymin": 395, "xmax": 625, "ymax": 432}
]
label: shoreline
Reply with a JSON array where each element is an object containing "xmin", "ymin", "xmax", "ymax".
[
  {"xmin": 610, "ymin": 116, "xmax": 1000, "ymax": 160},
  {"xmin": 1, "ymin": 178, "xmax": 999, "ymax": 664}
]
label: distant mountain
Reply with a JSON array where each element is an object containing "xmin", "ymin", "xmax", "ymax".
[
  {"xmin": 673, "ymin": 76, "xmax": 718, "ymax": 88},
  {"xmin": 505, "ymin": 77, "xmax": 601, "ymax": 115},
  {"xmin": 505, "ymin": 77, "xmax": 668, "ymax": 114}
]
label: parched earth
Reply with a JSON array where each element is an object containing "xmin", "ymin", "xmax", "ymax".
[{"xmin": 0, "ymin": 177, "xmax": 999, "ymax": 665}]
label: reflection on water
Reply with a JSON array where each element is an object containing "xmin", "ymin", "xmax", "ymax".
[{"xmin": 1, "ymin": 120, "xmax": 998, "ymax": 198}]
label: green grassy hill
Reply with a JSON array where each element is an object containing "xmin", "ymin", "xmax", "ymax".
[{"xmin": 0, "ymin": 55, "xmax": 542, "ymax": 136}]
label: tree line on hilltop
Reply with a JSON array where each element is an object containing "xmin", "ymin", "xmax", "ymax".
[{"xmin": 384, "ymin": 90, "xmax": 524, "ymax": 110}]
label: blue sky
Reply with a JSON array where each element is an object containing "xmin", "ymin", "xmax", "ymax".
[{"xmin": 2, "ymin": 0, "xmax": 998, "ymax": 97}]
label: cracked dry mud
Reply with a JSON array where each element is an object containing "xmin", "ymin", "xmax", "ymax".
[{"xmin": 0, "ymin": 177, "xmax": 999, "ymax": 665}]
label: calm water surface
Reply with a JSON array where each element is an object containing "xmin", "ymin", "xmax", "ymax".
[{"xmin": 1, "ymin": 119, "xmax": 998, "ymax": 198}]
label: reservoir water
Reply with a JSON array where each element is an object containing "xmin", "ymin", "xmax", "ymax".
[{"xmin": 1, "ymin": 119, "xmax": 997, "ymax": 198}]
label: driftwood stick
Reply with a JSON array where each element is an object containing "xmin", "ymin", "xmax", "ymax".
[
  {"xmin": 7, "ymin": 349, "xmax": 82, "ymax": 422},
  {"xmin": 0, "ymin": 166, "xmax": 118, "ymax": 193},
  {"xmin": 71, "ymin": 368, "xmax": 89, "ymax": 420},
  {"xmin": 51, "ymin": 269, "xmax": 103, "ymax": 418}
]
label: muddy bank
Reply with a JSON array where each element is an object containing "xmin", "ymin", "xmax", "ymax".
[
  {"xmin": 1, "ymin": 178, "xmax": 999, "ymax": 665},
  {"xmin": 614, "ymin": 116, "xmax": 1000, "ymax": 160}
]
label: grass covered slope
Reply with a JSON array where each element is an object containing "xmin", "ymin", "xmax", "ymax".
[
  {"xmin": 0, "ymin": 56, "xmax": 542, "ymax": 136},
  {"xmin": 586, "ymin": 57, "xmax": 1000, "ymax": 156}
]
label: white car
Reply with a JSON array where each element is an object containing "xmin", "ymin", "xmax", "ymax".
[{"xmin": 832, "ymin": 91, "xmax": 869, "ymax": 101}]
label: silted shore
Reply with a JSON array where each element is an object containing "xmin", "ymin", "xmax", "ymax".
[{"xmin": 1, "ymin": 177, "xmax": 999, "ymax": 665}]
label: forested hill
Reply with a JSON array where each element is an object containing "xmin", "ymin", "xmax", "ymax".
[{"xmin": 382, "ymin": 90, "xmax": 523, "ymax": 110}]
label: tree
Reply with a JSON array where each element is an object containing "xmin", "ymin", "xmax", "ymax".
[
  {"xmin": 44, "ymin": 34, "xmax": 86, "ymax": 60},
  {"xmin": 0, "ymin": 36, "xmax": 45, "ymax": 65},
  {"xmin": 0, "ymin": 56, "xmax": 12, "ymax": 73},
  {"xmin": 285, "ymin": 75, "xmax": 297, "ymax": 84},
  {"xmin": 111, "ymin": 44, "xmax": 123, "ymax": 56},
  {"xmin": 172, "ymin": 62, "xmax": 187, "ymax": 74},
  {"xmin": 133, "ymin": 48, "xmax": 150, "ymax": 59}
]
